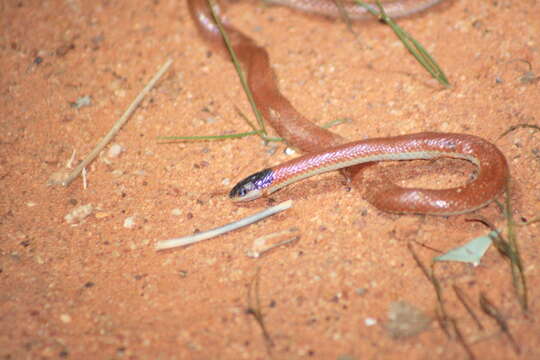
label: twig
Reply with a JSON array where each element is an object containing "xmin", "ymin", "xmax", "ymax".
[
  {"xmin": 407, "ymin": 243, "xmax": 450, "ymax": 337},
  {"xmin": 497, "ymin": 123, "xmax": 540, "ymax": 140},
  {"xmin": 450, "ymin": 317, "xmax": 476, "ymax": 360},
  {"xmin": 467, "ymin": 185, "xmax": 528, "ymax": 313},
  {"xmin": 155, "ymin": 200, "xmax": 293, "ymax": 250},
  {"xmin": 66, "ymin": 149, "xmax": 76, "ymax": 168},
  {"xmin": 49, "ymin": 59, "xmax": 173, "ymax": 186},
  {"xmin": 247, "ymin": 268, "xmax": 274, "ymax": 353},
  {"xmin": 502, "ymin": 182, "xmax": 528, "ymax": 312},
  {"xmin": 453, "ymin": 285, "xmax": 484, "ymax": 331},
  {"xmin": 334, "ymin": 0, "xmax": 356, "ymax": 34},
  {"xmin": 246, "ymin": 227, "xmax": 300, "ymax": 258},
  {"xmin": 479, "ymin": 293, "xmax": 521, "ymax": 355},
  {"xmin": 82, "ymin": 167, "xmax": 88, "ymax": 189}
]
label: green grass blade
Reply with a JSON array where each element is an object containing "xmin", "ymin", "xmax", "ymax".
[
  {"xmin": 157, "ymin": 131, "xmax": 260, "ymax": 142},
  {"xmin": 208, "ymin": 0, "xmax": 267, "ymax": 135},
  {"xmin": 354, "ymin": 0, "xmax": 450, "ymax": 86}
]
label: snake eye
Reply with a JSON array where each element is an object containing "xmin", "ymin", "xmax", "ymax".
[
  {"xmin": 237, "ymin": 186, "xmax": 248, "ymax": 197},
  {"xmin": 230, "ymin": 181, "xmax": 254, "ymax": 199}
]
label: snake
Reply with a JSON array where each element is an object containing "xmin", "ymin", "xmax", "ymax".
[{"xmin": 187, "ymin": 0, "xmax": 509, "ymax": 215}]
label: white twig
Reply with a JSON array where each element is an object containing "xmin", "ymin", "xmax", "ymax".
[
  {"xmin": 156, "ymin": 200, "xmax": 293, "ymax": 250},
  {"xmin": 66, "ymin": 149, "xmax": 76, "ymax": 168},
  {"xmin": 50, "ymin": 58, "xmax": 173, "ymax": 186},
  {"xmin": 82, "ymin": 167, "xmax": 87, "ymax": 189},
  {"xmin": 246, "ymin": 227, "xmax": 300, "ymax": 258}
]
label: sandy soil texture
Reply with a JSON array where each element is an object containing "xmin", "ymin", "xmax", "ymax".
[{"xmin": 1, "ymin": 0, "xmax": 539, "ymax": 358}]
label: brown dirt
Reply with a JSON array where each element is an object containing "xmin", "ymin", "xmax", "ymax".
[{"xmin": 1, "ymin": 0, "xmax": 539, "ymax": 359}]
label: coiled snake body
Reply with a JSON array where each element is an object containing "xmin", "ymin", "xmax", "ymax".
[{"xmin": 188, "ymin": 0, "xmax": 509, "ymax": 215}]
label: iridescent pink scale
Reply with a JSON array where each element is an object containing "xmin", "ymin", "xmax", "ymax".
[{"xmin": 269, "ymin": 133, "xmax": 508, "ymax": 215}]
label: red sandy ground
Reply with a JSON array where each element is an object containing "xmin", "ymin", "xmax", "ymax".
[{"xmin": 1, "ymin": 0, "xmax": 539, "ymax": 358}]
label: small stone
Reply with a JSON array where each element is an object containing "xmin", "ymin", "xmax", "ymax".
[
  {"xmin": 355, "ymin": 288, "xmax": 367, "ymax": 296},
  {"xmin": 364, "ymin": 317, "xmax": 377, "ymax": 326},
  {"xmin": 60, "ymin": 314, "xmax": 72, "ymax": 323},
  {"xmin": 171, "ymin": 208, "xmax": 183, "ymax": 216},
  {"xmin": 95, "ymin": 212, "xmax": 110, "ymax": 219},
  {"xmin": 123, "ymin": 216, "xmax": 136, "ymax": 229},
  {"xmin": 47, "ymin": 169, "xmax": 71, "ymax": 186},
  {"xmin": 141, "ymin": 239, "xmax": 150, "ymax": 246},
  {"xmin": 107, "ymin": 144, "xmax": 124, "ymax": 158},
  {"xmin": 70, "ymin": 95, "xmax": 92, "ymax": 109},
  {"xmin": 64, "ymin": 204, "xmax": 93, "ymax": 224},
  {"xmin": 284, "ymin": 147, "xmax": 296, "ymax": 156}
]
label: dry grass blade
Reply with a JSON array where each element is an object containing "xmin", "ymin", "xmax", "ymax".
[
  {"xmin": 501, "ymin": 183, "xmax": 528, "ymax": 312},
  {"xmin": 467, "ymin": 184, "xmax": 528, "ymax": 313},
  {"xmin": 49, "ymin": 59, "xmax": 173, "ymax": 186},
  {"xmin": 407, "ymin": 243, "xmax": 451, "ymax": 337},
  {"xmin": 408, "ymin": 243, "xmax": 488, "ymax": 358},
  {"xmin": 207, "ymin": 0, "xmax": 267, "ymax": 136},
  {"xmin": 453, "ymin": 285, "xmax": 484, "ymax": 331},
  {"xmin": 354, "ymin": 0, "xmax": 449, "ymax": 86},
  {"xmin": 479, "ymin": 293, "xmax": 521, "ymax": 355},
  {"xmin": 497, "ymin": 123, "xmax": 540, "ymax": 140},
  {"xmin": 247, "ymin": 268, "xmax": 274, "ymax": 354},
  {"xmin": 450, "ymin": 318, "xmax": 476, "ymax": 360}
]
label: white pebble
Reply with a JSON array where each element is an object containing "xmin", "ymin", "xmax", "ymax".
[
  {"xmin": 364, "ymin": 317, "xmax": 377, "ymax": 326},
  {"xmin": 60, "ymin": 314, "xmax": 72, "ymax": 323},
  {"xmin": 123, "ymin": 216, "xmax": 136, "ymax": 229},
  {"xmin": 284, "ymin": 147, "xmax": 296, "ymax": 156},
  {"xmin": 108, "ymin": 144, "xmax": 124, "ymax": 158},
  {"xmin": 171, "ymin": 208, "xmax": 183, "ymax": 216}
]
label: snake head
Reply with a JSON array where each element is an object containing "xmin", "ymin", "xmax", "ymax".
[{"xmin": 229, "ymin": 168, "xmax": 274, "ymax": 201}]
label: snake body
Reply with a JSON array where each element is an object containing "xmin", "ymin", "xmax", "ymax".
[{"xmin": 188, "ymin": 0, "xmax": 509, "ymax": 215}]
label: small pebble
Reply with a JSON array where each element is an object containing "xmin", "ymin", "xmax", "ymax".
[
  {"xmin": 60, "ymin": 314, "xmax": 72, "ymax": 323},
  {"xmin": 284, "ymin": 147, "xmax": 296, "ymax": 156},
  {"xmin": 123, "ymin": 216, "xmax": 136, "ymax": 229},
  {"xmin": 171, "ymin": 208, "xmax": 183, "ymax": 216},
  {"xmin": 95, "ymin": 212, "xmax": 110, "ymax": 219},
  {"xmin": 355, "ymin": 288, "xmax": 367, "ymax": 296},
  {"xmin": 364, "ymin": 317, "xmax": 377, "ymax": 326},
  {"xmin": 64, "ymin": 204, "xmax": 93, "ymax": 224},
  {"xmin": 48, "ymin": 169, "xmax": 71, "ymax": 186},
  {"xmin": 70, "ymin": 95, "xmax": 92, "ymax": 109},
  {"xmin": 107, "ymin": 144, "xmax": 124, "ymax": 158}
]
